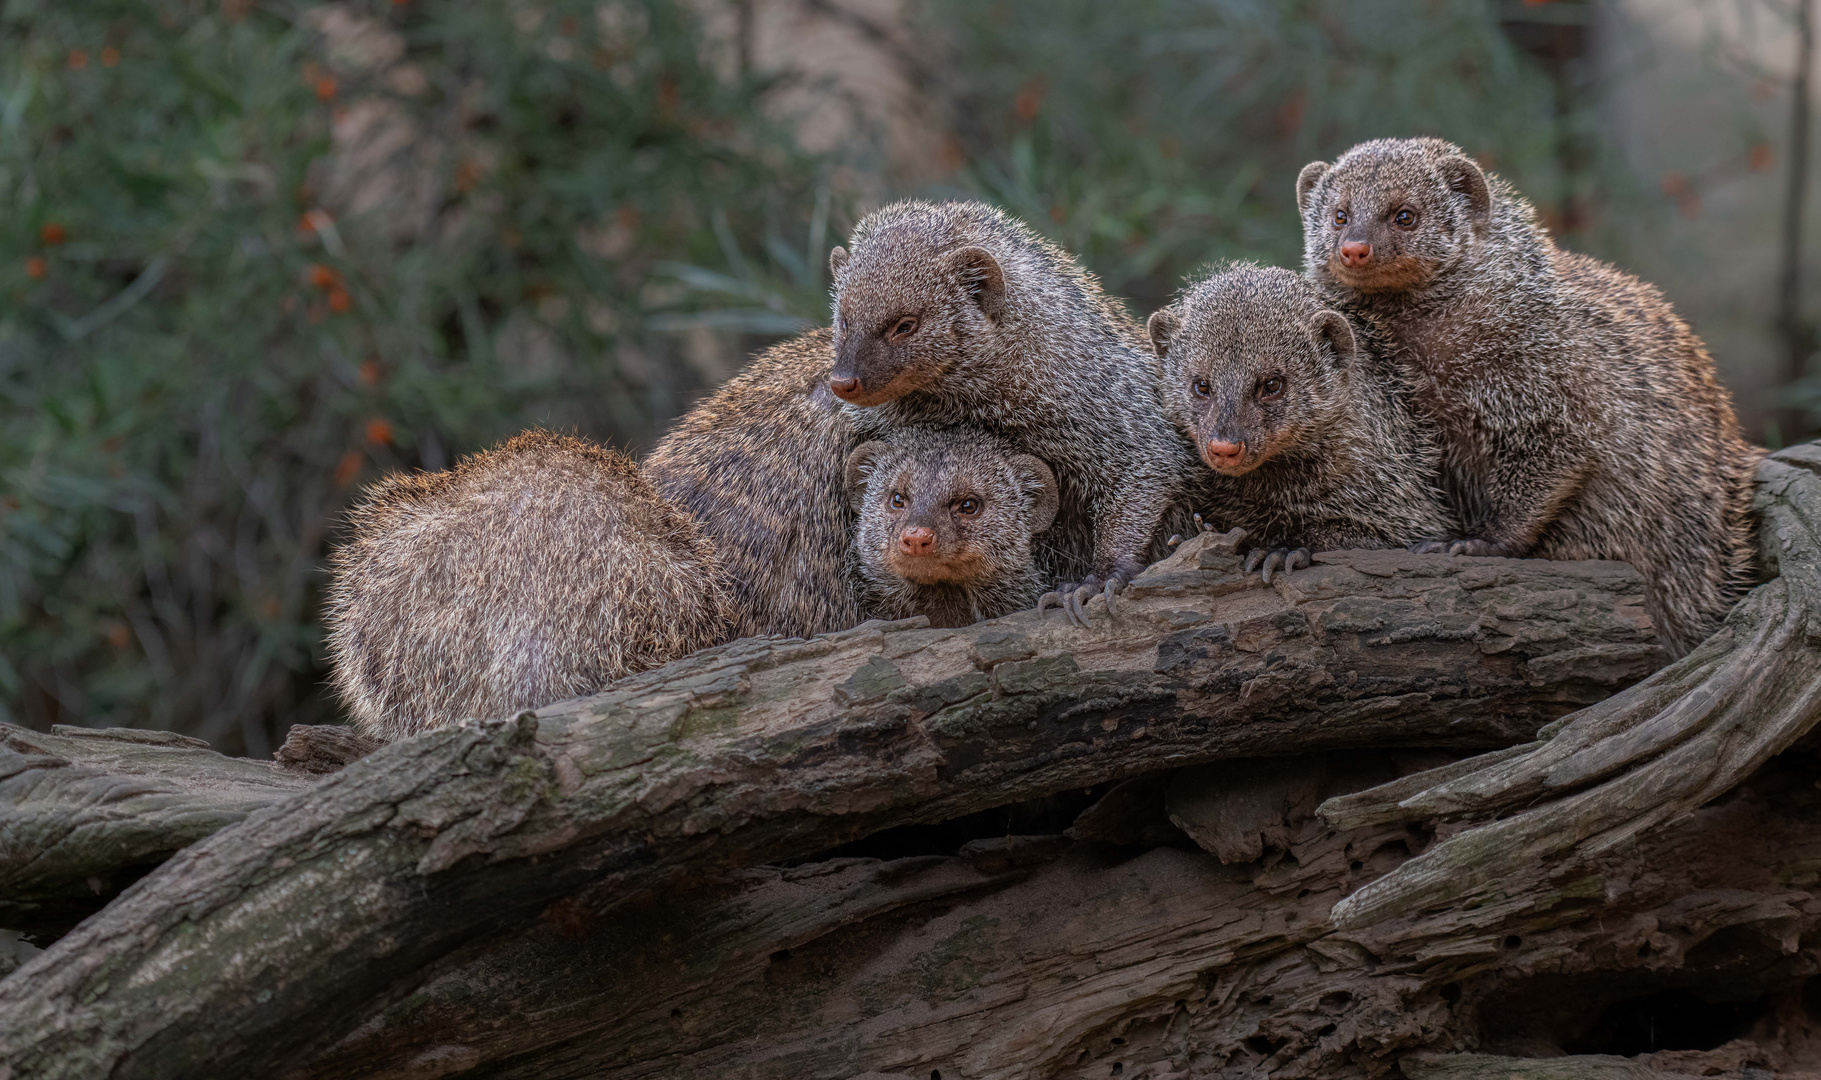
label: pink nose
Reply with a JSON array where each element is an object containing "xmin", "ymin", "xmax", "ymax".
[
  {"xmin": 1339, "ymin": 241, "xmax": 1372, "ymax": 268},
  {"xmin": 899, "ymin": 526, "xmax": 935, "ymax": 557},
  {"xmin": 1204, "ymin": 439, "xmax": 1244, "ymax": 464},
  {"xmin": 830, "ymin": 376, "xmax": 861, "ymax": 400}
]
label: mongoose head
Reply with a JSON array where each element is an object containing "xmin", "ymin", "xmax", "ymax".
[
  {"xmin": 1295, "ymin": 137, "xmax": 1492, "ymax": 295},
  {"xmin": 1148, "ymin": 264, "xmax": 1359, "ymax": 477},
  {"xmin": 846, "ymin": 430, "xmax": 1056, "ymax": 590},
  {"xmin": 826, "ymin": 202, "xmax": 1008, "ymax": 407}
]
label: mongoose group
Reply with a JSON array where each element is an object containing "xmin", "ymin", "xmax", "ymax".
[{"xmin": 328, "ymin": 137, "xmax": 1762, "ymax": 740}]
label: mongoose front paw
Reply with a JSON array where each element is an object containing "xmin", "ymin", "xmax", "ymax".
[
  {"xmin": 1038, "ymin": 565, "xmax": 1138, "ymax": 626},
  {"xmin": 1243, "ymin": 546, "xmax": 1311, "ymax": 583},
  {"xmin": 1410, "ymin": 538, "xmax": 1509, "ymax": 557},
  {"xmin": 1445, "ymin": 538, "xmax": 1508, "ymax": 557}
]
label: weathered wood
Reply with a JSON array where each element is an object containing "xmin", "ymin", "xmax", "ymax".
[
  {"xmin": 289, "ymin": 750, "xmax": 1821, "ymax": 1079},
  {"xmin": 0, "ymin": 725, "xmax": 309, "ymax": 939},
  {"xmin": 1322, "ymin": 446, "xmax": 1821, "ymax": 929},
  {"xmin": 0, "ymin": 534, "xmax": 1663, "ymax": 1078}
]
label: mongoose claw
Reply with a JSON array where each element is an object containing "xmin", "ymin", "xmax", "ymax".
[
  {"xmin": 1248, "ymin": 547, "xmax": 1311, "ymax": 584},
  {"xmin": 1167, "ymin": 534, "xmax": 1183, "ymax": 548},
  {"xmin": 1409, "ymin": 540, "xmax": 1450, "ymax": 555},
  {"xmin": 1446, "ymin": 538, "xmax": 1505, "ymax": 557},
  {"xmin": 1039, "ymin": 578, "xmax": 1095, "ymax": 627},
  {"xmin": 1101, "ymin": 568, "xmax": 1132, "ymax": 616}
]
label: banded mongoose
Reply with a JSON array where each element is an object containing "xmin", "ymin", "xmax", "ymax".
[
  {"xmin": 825, "ymin": 199, "xmax": 1199, "ymax": 624},
  {"xmin": 325, "ymin": 430, "xmax": 731, "ymax": 740},
  {"xmin": 642, "ymin": 328, "xmax": 864, "ymax": 639},
  {"xmin": 1147, "ymin": 263, "xmax": 1456, "ymax": 580},
  {"xmin": 1296, "ymin": 136, "xmax": 1760, "ymax": 653},
  {"xmin": 846, "ymin": 427, "xmax": 1057, "ymax": 628}
]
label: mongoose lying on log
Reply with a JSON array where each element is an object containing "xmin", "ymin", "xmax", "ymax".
[
  {"xmin": 825, "ymin": 200, "xmax": 1199, "ymax": 625},
  {"xmin": 845, "ymin": 427, "xmax": 1057, "ymax": 628},
  {"xmin": 642, "ymin": 329, "xmax": 863, "ymax": 639},
  {"xmin": 1147, "ymin": 263, "xmax": 1456, "ymax": 580},
  {"xmin": 324, "ymin": 431, "xmax": 731, "ymax": 740},
  {"xmin": 1296, "ymin": 136, "xmax": 1760, "ymax": 652}
]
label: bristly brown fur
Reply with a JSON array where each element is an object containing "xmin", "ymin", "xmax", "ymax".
[
  {"xmin": 829, "ymin": 200, "xmax": 1201, "ymax": 593},
  {"xmin": 642, "ymin": 329, "xmax": 863, "ymax": 639},
  {"xmin": 1298, "ymin": 136, "xmax": 1762, "ymax": 653},
  {"xmin": 324, "ymin": 430, "xmax": 732, "ymax": 740},
  {"xmin": 1151, "ymin": 263, "xmax": 1457, "ymax": 553},
  {"xmin": 845, "ymin": 426, "xmax": 1055, "ymax": 629}
]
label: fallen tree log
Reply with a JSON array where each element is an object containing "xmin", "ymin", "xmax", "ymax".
[{"xmin": 0, "ymin": 531, "xmax": 1666, "ymax": 1077}]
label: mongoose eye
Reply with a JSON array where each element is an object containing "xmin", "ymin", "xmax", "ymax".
[
  {"xmin": 889, "ymin": 492, "xmax": 907, "ymax": 510},
  {"xmin": 1393, "ymin": 208, "xmax": 1417, "ymax": 228},
  {"xmin": 1332, "ymin": 208, "xmax": 1348, "ymax": 227},
  {"xmin": 1192, "ymin": 379, "xmax": 1212, "ymax": 398},
  {"xmin": 1259, "ymin": 377, "xmax": 1286, "ymax": 400},
  {"xmin": 955, "ymin": 497, "xmax": 981, "ymax": 516},
  {"xmin": 887, "ymin": 316, "xmax": 919, "ymax": 342}
]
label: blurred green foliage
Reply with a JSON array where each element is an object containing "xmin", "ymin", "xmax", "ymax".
[
  {"xmin": 0, "ymin": 0, "xmax": 1602, "ymax": 750},
  {"xmin": 0, "ymin": 0, "xmax": 827, "ymax": 751}
]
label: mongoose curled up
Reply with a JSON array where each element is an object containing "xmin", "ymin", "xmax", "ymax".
[
  {"xmin": 846, "ymin": 427, "xmax": 1057, "ymax": 628},
  {"xmin": 825, "ymin": 200, "xmax": 1198, "ymax": 624},
  {"xmin": 1297, "ymin": 136, "xmax": 1760, "ymax": 653},
  {"xmin": 642, "ymin": 328, "xmax": 863, "ymax": 639},
  {"xmin": 1148, "ymin": 263, "xmax": 1456, "ymax": 580},
  {"xmin": 325, "ymin": 430, "xmax": 731, "ymax": 741}
]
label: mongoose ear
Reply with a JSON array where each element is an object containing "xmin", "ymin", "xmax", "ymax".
[
  {"xmin": 1310, "ymin": 310, "xmax": 1358, "ymax": 369},
  {"xmin": 844, "ymin": 441, "xmax": 889, "ymax": 512},
  {"xmin": 1008, "ymin": 454, "xmax": 1058, "ymax": 534},
  {"xmin": 949, "ymin": 245, "xmax": 1006, "ymax": 320},
  {"xmin": 1295, "ymin": 161, "xmax": 1330, "ymax": 215},
  {"xmin": 1435, "ymin": 154, "xmax": 1492, "ymax": 222},
  {"xmin": 829, "ymin": 245, "xmax": 850, "ymax": 278},
  {"xmin": 1146, "ymin": 308, "xmax": 1180, "ymax": 360}
]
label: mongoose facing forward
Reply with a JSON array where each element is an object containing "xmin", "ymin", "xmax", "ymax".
[
  {"xmin": 846, "ymin": 427, "xmax": 1057, "ymax": 628},
  {"xmin": 325, "ymin": 430, "xmax": 732, "ymax": 741},
  {"xmin": 825, "ymin": 200, "xmax": 1199, "ymax": 623},
  {"xmin": 642, "ymin": 329, "xmax": 863, "ymax": 639},
  {"xmin": 1296, "ymin": 136, "xmax": 1759, "ymax": 652},
  {"xmin": 1148, "ymin": 263, "xmax": 1456, "ymax": 579}
]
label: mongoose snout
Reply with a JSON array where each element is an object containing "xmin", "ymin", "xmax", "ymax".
[
  {"xmin": 1338, "ymin": 240, "xmax": 1373, "ymax": 268},
  {"xmin": 897, "ymin": 524, "xmax": 937, "ymax": 558},
  {"xmin": 1200, "ymin": 438, "xmax": 1247, "ymax": 473}
]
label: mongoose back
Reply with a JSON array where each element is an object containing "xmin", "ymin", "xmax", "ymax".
[
  {"xmin": 846, "ymin": 427, "xmax": 1057, "ymax": 628},
  {"xmin": 825, "ymin": 200, "xmax": 1199, "ymax": 621},
  {"xmin": 1148, "ymin": 263, "xmax": 1455, "ymax": 577},
  {"xmin": 642, "ymin": 328, "xmax": 863, "ymax": 639},
  {"xmin": 325, "ymin": 430, "xmax": 731, "ymax": 740},
  {"xmin": 1296, "ymin": 136, "xmax": 1760, "ymax": 652}
]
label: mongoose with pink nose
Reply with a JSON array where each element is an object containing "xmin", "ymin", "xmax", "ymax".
[
  {"xmin": 1149, "ymin": 263, "xmax": 1455, "ymax": 578},
  {"xmin": 1296, "ymin": 136, "xmax": 1759, "ymax": 653},
  {"xmin": 845, "ymin": 427, "xmax": 1057, "ymax": 628},
  {"xmin": 325, "ymin": 430, "xmax": 732, "ymax": 740},
  {"xmin": 826, "ymin": 200, "xmax": 1199, "ymax": 624}
]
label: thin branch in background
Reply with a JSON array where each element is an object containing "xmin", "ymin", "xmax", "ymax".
[{"xmin": 1782, "ymin": 0, "xmax": 1815, "ymax": 442}]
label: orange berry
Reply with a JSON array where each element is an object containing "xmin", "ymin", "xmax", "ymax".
[
  {"xmin": 315, "ymin": 76, "xmax": 337, "ymax": 101},
  {"xmin": 365, "ymin": 418, "xmax": 394, "ymax": 446},
  {"xmin": 327, "ymin": 287, "xmax": 352, "ymax": 313},
  {"xmin": 307, "ymin": 263, "xmax": 340, "ymax": 290},
  {"xmin": 100, "ymin": 47, "xmax": 120, "ymax": 67},
  {"xmin": 67, "ymin": 49, "xmax": 89, "ymax": 70},
  {"xmin": 333, "ymin": 450, "xmax": 364, "ymax": 487},
  {"xmin": 39, "ymin": 223, "xmax": 65, "ymax": 245},
  {"xmin": 25, "ymin": 256, "xmax": 46, "ymax": 279}
]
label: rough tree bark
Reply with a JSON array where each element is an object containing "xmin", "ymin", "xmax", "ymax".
[{"xmin": 0, "ymin": 447, "xmax": 1816, "ymax": 1079}]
